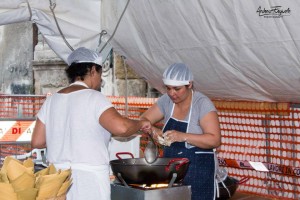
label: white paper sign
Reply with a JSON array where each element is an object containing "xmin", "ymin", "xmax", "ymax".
[{"xmin": 249, "ymin": 161, "xmax": 269, "ymax": 172}]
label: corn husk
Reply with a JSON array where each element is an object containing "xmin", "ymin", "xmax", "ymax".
[
  {"xmin": 45, "ymin": 194, "xmax": 67, "ymax": 200},
  {"xmin": 0, "ymin": 172, "xmax": 9, "ymax": 183},
  {"xmin": 0, "ymin": 183, "xmax": 18, "ymax": 200},
  {"xmin": 11, "ymin": 172, "xmax": 35, "ymax": 192},
  {"xmin": 7, "ymin": 159, "xmax": 34, "ymax": 181},
  {"xmin": 0, "ymin": 182, "xmax": 15, "ymax": 193},
  {"xmin": 48, "ymin": 164, "xmax": 57, "ymax": 175},
  {"xmin": 16, "ymin": 188, "xmax": 38, "ymax": 200},
  {"xmin": 0, "ymin": 156, "xmax": 72, "ymax": 200},
  {"xmin": 35, "ymin": 166, "xmax": 50, "ymax": 177},
  {"xmin": 23, "ymin": 158, "xmax": 35, "ymax": 168},
  {"xmin": 0, "ymin": 156, "xmax": 22, "ymax": 174},
  {"xmin": 56, "ymin": 178, "xmax": 72, "ymax": 197},
  {"xmin": 36, "ymin": 169, "xmax": 71, "ymax": 199}
]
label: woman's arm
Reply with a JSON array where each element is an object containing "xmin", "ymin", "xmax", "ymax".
[
  {"xmin": 140, "ymin": 103, "xmax": 165, "ymax": 138},
  {"xmin": 31, "ymin": 118, "xmax": 47, "ymax": 149},
  {"xmin": 99, "ymin": 107, "xmax": 151, "ymax": 137},
  {"xmin": 164, "ymin": 111, "xmax": 221, "ymax": 149},
  {"xmin": 140, "ymin": 103, "xmax": 164, "ymax": 124}
]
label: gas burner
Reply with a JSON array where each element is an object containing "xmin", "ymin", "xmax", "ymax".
[
  {"xmin": 111, "ymin": 172, "xmax": 191, "ymax": 199},
  {"xmin": 111, "ymin": 171, "xmax": 191, "ymax": 199},
  {"xmin": 115, "ymin": 172, "xmax": 180, "ymax": 189},
  {"xmin": 111, "ymin": 183, "xmax": 191, "ymax": 200},
  {"xmin": 127, "ymin": 182, "xmax": 183, "ymax": 190}
]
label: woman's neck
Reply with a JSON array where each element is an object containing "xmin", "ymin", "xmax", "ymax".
[
  {"xmin": 72, "ymin": 80, "xmax": 89, "ymax": 88},
  {"xmin": 173, "ymin": 90, "xmax": 193, "ymax": 120},
  {"xmin": 177, "ymin": 89, "xmax": 193, "ymax": 107}
]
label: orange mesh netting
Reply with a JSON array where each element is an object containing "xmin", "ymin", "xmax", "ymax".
[
  {"xmin": 107, "ymin": 97, "xmax": 300, "ymax": 199},
  {"xmin": 0, "ymin": 95, "xmax": 299, "ymax": 199},
  {"xmin": 214, "ymin": 100, "xmax": 300, "ymax": 199},
  {"xmin": 0, "ymin": 95, "xmax": 45, "ymax": 119}
]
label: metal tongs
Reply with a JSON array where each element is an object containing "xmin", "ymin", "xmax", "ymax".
[{"xmin": 144, "ymin": 131, "xmax": 159, "ymax": 164}]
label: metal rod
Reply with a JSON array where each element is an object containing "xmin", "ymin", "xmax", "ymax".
[
  {"xmin": 168, "ymin": 173, "xmax": 177, "ymax": 188},
  {"xmin": 117, "ymin": 173, "xmax": 129, "ymax": 188}
]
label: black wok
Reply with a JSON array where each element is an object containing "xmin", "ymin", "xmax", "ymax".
[{"xmin": 110, "ymin": 152, "xmax": 190, "ymax": 185}]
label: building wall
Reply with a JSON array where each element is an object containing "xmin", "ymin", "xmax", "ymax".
[
  {"xmin": 33, "ymin": 40, "xmax": 149, "ymax": 96},
  {"xmin": 0, "ymin": 22, "xmax": 160, "ymax": 97},
  {"xmin": 0, "ymin": 22, "xmax": 34, "ymax": 94}
]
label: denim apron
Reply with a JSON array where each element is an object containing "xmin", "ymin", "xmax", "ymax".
[{"xmin": 162, "ymin": 94, "xmax": 216, "ymax": 200}]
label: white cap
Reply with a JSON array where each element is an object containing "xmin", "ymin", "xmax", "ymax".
[
  {"xmin": 162, "ymin": 63, "xmax": 193, "ymax": 86},
  {"xmin": 67, "ymin": 47, "xmax": 102, "ymax": 66}
]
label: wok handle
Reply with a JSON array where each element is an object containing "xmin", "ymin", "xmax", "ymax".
[
  {"xmin": 116, "ymin": 152, "xmax": 134, "ymax": 159},
  {"xmin": 165, "ymin": 158, "xmax": 189, "ymax": 171}
]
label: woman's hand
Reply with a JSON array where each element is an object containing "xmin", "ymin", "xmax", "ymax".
[
  {"xmin": 163, "ymin": 130, "xmax": 186, "ymax": 143},
  {"xmin": 149, "ymin": 127, "xmax": 163, "ymax": 140},
  {"xmin": 139, "ymin": 119, "xmax": 152, "ymax": 133}
]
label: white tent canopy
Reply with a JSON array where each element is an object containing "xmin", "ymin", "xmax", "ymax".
[
  {"xmin": 0, "ymin": 0, "xmax": 102, "ymax": 60},
  {"xmin": 1, "ymin": 0, "xmax": 300, "ymax": 103}
]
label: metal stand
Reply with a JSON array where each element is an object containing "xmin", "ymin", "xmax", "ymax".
[
  {"xmin": 168, "ymin": 173, "xmax": 177, "ymax": 188},
  {"xmin": 117, "ymin": 173, "xmax": 129, "ymax": 187},
  {"xmin": 116, "ymin": 172, "xmax": 178, "ymax": 188}
]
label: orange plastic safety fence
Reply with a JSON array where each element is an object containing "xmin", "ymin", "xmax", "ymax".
[
  {"xmin": 214, "ymin": 100, "xmax": 300, "ymax": 199},
  {"xmin": 0, "ymin": 95, "xmax": 299, "ymax": 199},
  {"xmin": 0, "ymin": 142, "xmax": 33, "ymax": 166},
  {"xmin": 0, "ymin": 95, "xmax": 45, "ymax": 119},
  {"xmin": 107, "ymin": 97, "xmax": 300, "ymax": 199}
]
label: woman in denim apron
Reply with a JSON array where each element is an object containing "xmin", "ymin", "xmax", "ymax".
[{"xmin": 141, "ymin": 63, "xmax": 221, "ymax": 200}]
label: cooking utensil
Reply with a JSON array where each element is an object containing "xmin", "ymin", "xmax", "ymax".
[
  {"xmin": 144, "ymin": 132, "xmax": 159, "ymax": 164},
  {"xmin": 110, "ymin": 152, "xmax": 190, "ymax": 185}
]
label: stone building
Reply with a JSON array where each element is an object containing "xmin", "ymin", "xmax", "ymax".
[
  {"xmin": 0, "ymin": 22, "xmax": 34, "ymax": 94},
  {"xmin": 0, "ymin": 22, "xmax": 160, "ymax": 98}
]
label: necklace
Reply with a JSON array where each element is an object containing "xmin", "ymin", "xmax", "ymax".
[{"xmin": 69, "ymin": 81, "xmax": 89, "ymax": 88}]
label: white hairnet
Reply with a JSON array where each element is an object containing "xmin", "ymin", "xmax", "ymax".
[
  {"xmin": 67, "ymin": 47, "xmax": 102, "ymax": 66},
  {"xmin": 162, "ymin": 63, "xmax": 193, "ymax": 86}
]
